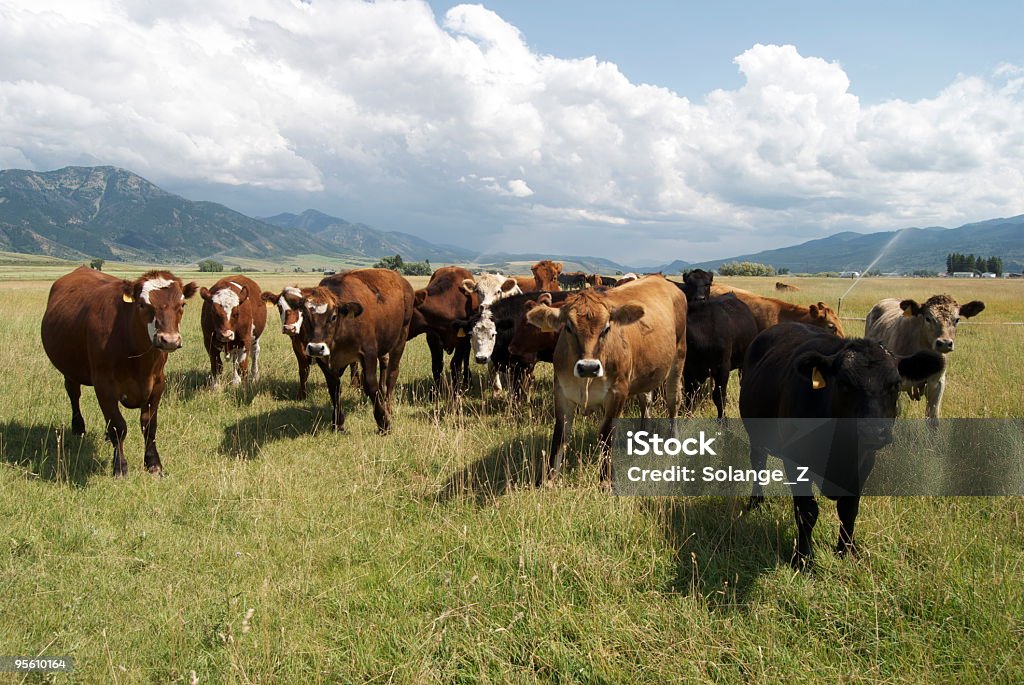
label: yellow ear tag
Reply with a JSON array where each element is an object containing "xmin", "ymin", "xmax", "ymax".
[
  {"xmin": 457, "ymin": 328, "xmax": 466, "ymax": 338},
  {"xmin": 122, "ymin": 293, "xmax": 134, "ymax": 303},
  {"xmin": 811, "ymin": 368, "xmax": 827, "ymax": 390}
]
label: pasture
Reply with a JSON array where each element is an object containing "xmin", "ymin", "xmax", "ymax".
[{"xmin": 1, "ymin": 268, "xmax": 1022, "ymax": 683}]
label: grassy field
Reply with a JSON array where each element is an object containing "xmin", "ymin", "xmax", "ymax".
[{"xmin": 0, "ymin": 269, "xmax": 1022, "ymax": 683}]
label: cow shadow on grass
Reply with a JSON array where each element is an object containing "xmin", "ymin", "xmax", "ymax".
[
  {"xmin": 0, "ymin": 421, "xmax": 105, "ymax": 486},
  {"xmin": 644, "ymin": 496, "xmax": 789, "ymax": 611},
  {"xmin": 217, "ymin": 405, "xmax": 334, "ymax": 460}
]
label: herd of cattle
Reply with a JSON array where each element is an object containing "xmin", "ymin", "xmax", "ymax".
[{"xmin": 39, "ymin": 262, "xmax": 986, "ymax": 567}]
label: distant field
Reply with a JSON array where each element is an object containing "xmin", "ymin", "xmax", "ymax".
[{"xmin": 1, "ymin": 268, "xmax": 1022, "ymax": 683}]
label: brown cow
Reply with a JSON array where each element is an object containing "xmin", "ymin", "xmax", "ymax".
[
  {"xmin": 586, "ymin": 273, "xmax": 618, "ymax": 288},
  {"xmin": 411, "ymin": 266, "xmax": 477, "ymax": 390},
  {"xmin": 711, "ymin": 283, "xmax": 845, "ymax": 336},
  {"xmin": 527, "ymin": 275, "xmax": 688, "ymax": 485},
  {"xmin": 558, "ymin": 271, "xmax": 588, "ymax": 290},
  {"xmin": 302, "ymin": 268, "xmax": 414, "ymax": 433},
  {"xmin": 775, "ymin": 281, "xmax": 799, "ymax": 292},
  {"xmin": 200, "ymin": 275, "xmax": 267, "ymax": 385},
  {"xmin": 531, "ymin": 260, "xmax": 562, "ymax": 290},
  {"xmin": 41, "ymin": 266, "xmax": 198, "ymax": 477},
  {"xmin": 261, "ymin": 286, "xmax": 312, "ymax": 399}
]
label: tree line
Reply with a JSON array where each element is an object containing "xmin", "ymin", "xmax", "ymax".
[{"xmin": 946, "ymin": 253, "xmax": 1002, "ymax": 276}]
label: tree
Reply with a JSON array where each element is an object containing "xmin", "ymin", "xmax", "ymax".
[
  {"xmin": 89, "ymin": 258, "xmax": 105, "ymax": 271},
  {"xmin": 718, "ymin": 261, "xmax": 776, "ymax": 277},
  {"xmin": 777, "ymin": 267, "xmax": 790, "ymax": 275},
  {"xmin": 198, "ymin": 259, "xmax": 224, "ymax": 272},
  {"xmin": 374, "ymin": 254, "xmax": 405, "ymax": 271}
]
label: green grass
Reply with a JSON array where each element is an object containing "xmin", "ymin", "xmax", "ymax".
[{"xmin": 0, "ymin": 272, "xmax": 1022, "ymax": 683}]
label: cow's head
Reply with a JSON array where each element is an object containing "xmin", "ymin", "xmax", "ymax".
[
  {"xmin": 301, "ymin": 287, "xmax": 363, "ymax": 358},
  {"xmin": 201, "ymin": 280, "xmax": 249, "ymax": 343},
  {"xmin": 681, "ymin": 269, "xmax": 714, "ymax": 303},
  {"xmin": 461, "ymin": 273, "xmax": 521, "ymax": 307},
  {"xmin": 122, "ymin": 271, "xmax": 198, "ymax": 351},
  {"xmin": 509, "ymin": 294, "xmax": 558, "ymax": 361},
  {"xmin": 261, "ymin": 287, "xmax": 305, "ymax": 336},
  {"xmin": 527, "ymin": 290, "xmax": 644, "ymax": 378},
  {"xmin": 808, "ymin": 301, "xmax": 845, "ymax": 337},
  {"xmin": 465, "ymin": 308, "xmax": 498, "ymax": 364},
  {"xmin": 531, "ymin": 260, "xmax": 563, "ymax": 290},
  {"xmin": 796, "ymin": 339, "xmax": 945, "ymax": 450},
  {"xmin": 900, "ymin": 294, "xmax": 985, "ymax": 353}
]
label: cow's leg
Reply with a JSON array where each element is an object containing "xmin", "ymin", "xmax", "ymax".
[
  {"xmin": 320, "ymin": 361, "xmax": 345, "ymax": 432},
  {"xmin": 712, "ymin": 363, "xmax": 729, "ymax": 420},
  {"xmin": 361, "ymin": 355, "xmax": 389, "ymax": 434},
  {"xmin": 488, "ymin": 361, "xmax": 504, "ymax": 395},
  {"xmin": 384, "ymin": 340, "xmax": 406, "ymax": 404},
  {"xmin": 250, "ymin": 336, "xmax": 261, "ymax": 380},
  {"xmin": 96, "ymin": 388, "xmax": 128, "ymax": 478},
  {"xmin": 637, "ymin": 392, "xmax": 651, "ymax": 430},
  {"xmin": 747, "ymin": 444, "xmax": 769, "ymax": 510},
  {"xmin": 451, "ymin": 338, "xmax": 471, "ymax": 392},
  {"xmin": 597, "ymin": 393, "xmax": 627, "ymax": 485},
  {"xmin": 208, "ymin": 342, "xmax": 223, "ymax": 380},
  {"xmin": 541, "ymin": 381, "xmax": 575, "ymax": 486},
  {"xmin": 427, "ymin": 333, "xmax": 444, "ymax": 388},
  {"xmin": 665, "ymin": 353, "xmax": 684, "ymax": 437},
  {"xmin": 140, "ymin": 373, "xmax": 165, "ymax": 475},
  {"xmin": 236, "ymin": 339, "xmax": 252, "ymax": 383},
  {"xmin": 791, "ymin": 495, "xmax": 819, "ymax": 569},
  {"xmin": 292, "ymin": 337, "xmax": 309, "ymax": 400},
  {"xmin": 65, "ymin": 377, "xmax": 85, "ymax": 436},
  {"xmin": 835, "ymin": 496, "xmax": 861, "ymax": 558},
  {"xmin": 925, "ymin": 373, "xmax": 945, "ymax": 427},
  {"xmin": 349, "ymin": 362, "xmax": 361, "ymax": 389}
]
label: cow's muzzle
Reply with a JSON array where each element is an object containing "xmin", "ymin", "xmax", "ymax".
[
  {"xmin": 935, "ymin": 338, "xmax": 954, "ymax": 353},
  {"xmin": 306, "ymin": 342, "xmax": 330, "ymax": 358},
  {"xmin": 154, "ymin": 332, "xmax": 183, "ymax": 351},
  {"xmin": 574, "ymin": 359, "xmax": 604, "ymax": 378},
  {"xmin": 282, "ymin": 325, "xmax": 300, "ymax": 336},
  {"xmin": 215, "ymin": 329, "xmax": 235, "ymax": 342},
  {"xmin": 475, "ymin": 354, "xmax": 489, "ymax": 364}
]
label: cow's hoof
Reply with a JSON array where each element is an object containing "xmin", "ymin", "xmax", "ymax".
[
  {"xmin": 147, "ymin": 465, "xmax": 164, "ymax": 477},
  {"xmin": 834, "ymin": 541, "xmax": 859, "ymax": 559},
  {"xmin": 790, "ymin": 552, "xmax": 812, "ymax": 572},
  {"xmin": 746, "ymin": 495, "xmax": 766, "ymax": 512},
  {"xmin": 113, "ymin": 468, "xmax": 127, "ymax": 480},
  {"xmin": 71, "ymin": 419, "xmax": 86, "ymax": 437}
]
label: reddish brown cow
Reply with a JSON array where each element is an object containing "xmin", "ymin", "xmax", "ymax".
[
  {"xmin": 531, "ymin": 260, "xmax": 563, "ymax": 291},
  {"xmin": 41, "ymin": 267, "xmax": 198, "ymax": 477},
  {"xmin": 586, "ymin": 273, "xmax": 618, "ymax": 287},
  {"xmin": 261, "ymin": 286, "xmax": 312, "ymax": 398},
  {"xmin": 711, "ymin": 283, "xmax": 845, "ymax": 337},
  {"xmin": 411, "ymin": 266, "xmax": 478, "ymax": 390},
  {"xmin": 200, "ymin": 275, "xmax": 267, "ymax": 385},
  {"xmin": 302, "ymin": 269, "xmax": 414, "ymax": 433}
]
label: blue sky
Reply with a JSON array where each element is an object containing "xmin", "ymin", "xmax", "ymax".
[{"xmin": 2, "ymin": 1, "xmax": 1023, "ymax": 262}]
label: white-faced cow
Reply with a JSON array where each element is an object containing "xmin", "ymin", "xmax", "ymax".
[
  {"xmin": 527, "ymin": 275, "xmax": 688, "ymax": 485},
  {"xmin": 864, "ymin": 294, "xmax": 984, "ymax": 421},
  {"xmin": 200, "ymin": 275, "xmax": 267, "ymax": 385},
  {"xmin": 41, "ymin": 267, "xmax": 198, "ymax": 477},
  {"xmin": 740, "ymin": 322, "xmax": 944, "ymax": 569},
  {"xmin": 262, "ymin": 286, "xmax": 313, "ymax": 399},
  {"xmin": 461, "ymin": 272, "xmax": 523, "ymax": 308}
]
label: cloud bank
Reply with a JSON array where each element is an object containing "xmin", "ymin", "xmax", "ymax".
[{"xmin": 1, "ymin": 0, "xmax": 1023, "ymax": 260}]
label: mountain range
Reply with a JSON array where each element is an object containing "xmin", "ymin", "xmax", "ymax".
[{"xmin": 1, "ymin": 165, "xmax": 1021, "ymax": 273}]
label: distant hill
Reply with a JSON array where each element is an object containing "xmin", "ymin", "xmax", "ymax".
[
  {"xmin": 0, "ymin": 166, "xmax": 334, "ymax": 262},
  {"xmin": 262, "ymin": 209, "xmax": 473, "ymax": 262},
  {"xmin": 691, "ymin": 216, "xmax": 1024, "ymax": 274}
]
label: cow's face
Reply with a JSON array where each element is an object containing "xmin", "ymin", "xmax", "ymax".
[
  {"xmin": 808, "ymin": 301, "xmax": 845, "ymax": 337},
  {"xmin": 681, "ymin": 269, "xmax": 713, "ymax": 302},
  {"xmin": 531, "ymin": 260, "xmax": 563, "ymax": 289},
  {"xmin": 201, "ymin": 282, "xmax": 249, "ymax": 342},
  {"xmin": 796, "ymin": 340, "xmax": 944, "ymax": 450},
  {"xmin": 528, "ymin": 291, "xmax": 644, "ymax": 378},
  {"xmin": 901, "ymin": 294, "xmax": 985, "ymax": 353},
  {"xmin": 469, "ymin": 309, "xmax": 498, "ymax": 364},
  {"xmin": 509, "ymin": 301, "xmax": 556, "ymax": 361},
  {"xmin": 262, "ymin": 287, "xmax": 304, "ymax": 335},
  {"xmin": 301, "ymin": 288, "xmax": 362, "ymax": 358},
  {"xmin": 462, "ymin": 274, "xmax": 520, "ymax": 308},
  {"xmin": 124, "ymin": 272, "xmax": 198, "ymax": 351}
]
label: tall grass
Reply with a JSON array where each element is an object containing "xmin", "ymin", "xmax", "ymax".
[{"xmin": 0, "ymin": 273, "xmax": 1022, "ymax": 683}]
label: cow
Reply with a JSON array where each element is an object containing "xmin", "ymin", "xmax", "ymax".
[
  {"xmin": 461, "ymin": 272, "xmax": 523, "ymax": 308},
  {"xmin": 711, "ymin": 281, "xmax": 845, "ymax": 337},
  {"xmin": 506, "ymin": 293, "xmax": 566, "ymax": 367},
  {"xmin": 558, "ymin": 271, "xmax": 588, "ymax": 290},
  {"xmin": 676, "ymin": 272, "xmax": 758, "ymax": 418},
  {"xmin": 864, "ymin": 294, "xmax": 985, "ymax": 421},
  {"xmin": 41, "ymin": 267, "xmax": 198, "ymax": 477},
  {"xmin": 301, "ymin": 268, "xmax": 414, "ymax": 433},
  {"xmin": 740, "ymin": 322, "xmax": 944, "ymax": 569},
  {"xmin": 776, "ymin": 281, "xmax": 799, "ymax": 292},
  {"xmin": 411, "ymin": 266, "xmax": 477, "ymax": 391},
  {"xmin": 261, "ymin": 286, "xmax": 313, "ymax": 399},
  {"xmin": 586, "ymin": 274, "xmax": 618, "ymax": 288},
  {"xmin": 200, "ymin": 275, "xmax": 267, "ymax": 385},
  {"xmin": 531, "ymin": 260, "xmax": 563, "ymax": 291},
  {"xmin": 527, "ymin": 276, "xmax": 688, "ymax": 485}
]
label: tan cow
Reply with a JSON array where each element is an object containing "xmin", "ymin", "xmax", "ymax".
[
  {"xmin": 711, "ymin": 283, "xmax": 844, "ymax": 337},
  {"xmin": 531, "ymin": 260, "xmax": 563, "ymax": 290},
  {"xmin": 200, "ymin": 275, "xmax": 267, "ymax": 385},
  {"xmin": 41, "ymin": 267, "xmax": 197, "ymax": 477},
  {"xmin": 864, "ymin": 294, "xmax": 985, "ymax": 421},
  {"xmin": 527, "ymin": 275, "xmax": 688, "ymax": 485}
]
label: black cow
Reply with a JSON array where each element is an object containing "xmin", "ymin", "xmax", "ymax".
[
  {"xmin": 677, "ymin": 271, "xmax": 758, "ymax": 418},
  {"xmin": 739, "ymin": 322, "xmax": 944, "ymax": 569}
]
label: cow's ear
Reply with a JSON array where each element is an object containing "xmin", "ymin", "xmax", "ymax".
[
  {"xmin": 182, "ymin": 282, "xmax": 199, "ymax": 300},
  {"xmin": 795, "ymin": 351, "xmax": 833, "ymax": 390},
  {"xmin": 808, "ymin": 304, "xmax": 820, "ymax": 319},
  {"xmin": 461, "ymin": 279, "xmax": 477, "ymax": 295},
  {"xmin": 960, "ymin": 300, "xmax": 985, "ymax": 318},
  {"xmin": 501, "ymin": 278, "xmax": 518, "ymax": 292},
  {"xmin": 236, "ymin": 286, "xmax": 249, "ymax": 304},
  {"xmin": 338, "ymin": 301, "xmax": 363, "ymax": 319},
  {"xmin": 526, "ymin": 304, "xmax": 564, "ymax": 332},
  {"xmin": 200, "ymin": 287, "xmax": 211, "ymax": 301},
  {"xmin": 260, "ymin": 291, "xmax": 278, "ymax": 305},
  {"xmin": 414, "ymin": 289, "xmax": 427, "ymax": 307},
  {"xmin": 553, "ymin": 262, "xmax": 563, "ymax": 274},
  {"xmin": 900, "ymin": 299, "xmax": 921, "ymax": 316},
  {"xmin": 610, "ymin": 303, "xmax": 645, "ymax": 326},
  {"xmin": 121, "ymin": 279, "xmax": 138, "ymax": 303},
  {"xmin": 537, "ymin": 292, "xmax": 553, "ymax": 306},
  {"xmin": 897, "ymin": 349, "xmax": 944, "ymax": 382}
]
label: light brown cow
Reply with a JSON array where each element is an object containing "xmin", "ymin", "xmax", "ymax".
[
  {"xmin": 41, "ymin": 267, "xmax": 197, "ymax": 477},
  {"xmin": 711, "ymin": 283, "xmax": 845, "ymax": 337},
  {"xmin": 531, "ymin": 260, "xmax": 563, "ymax": 290},
  {"xmin": 302, "ymin": 268, "xmax": 414, "ymax": 433},
  {"xmin": 864, "ymin": 294, "xmax": 985, "ymax": 421},
  {"xmin": 200, "ymin": 275, "xmax": 267, "ymax": 385},
  {"xmin": 527, "ymin": 275, "xmax": 688, "ymax": 485},
  {"xmin": 775, "ymin": 281, "xmax": 799, "ymax": 292}
]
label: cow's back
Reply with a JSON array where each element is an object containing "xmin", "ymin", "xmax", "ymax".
[
  {"xmin": 42, "ymin": 267, "xmax": 123, "ymax": 385},
  {"xmin": 322, "ymin": 269, "xmax": 414, "ymax": 351},
  {"xmin": 603, "ymin": 276, "xmax": 687, "ymax": 389}
]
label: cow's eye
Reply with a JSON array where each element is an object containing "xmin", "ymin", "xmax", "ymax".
[
  {"xmin": 600, "ymin": 323, "xmax": 611, "ymax": 337},
  {"xmin": 565, "ymin": 319, "xmax": 574, "ymax": 333},
  {"xmin": 828, "ymin": 323, "xmax": 836, "ymax": 331},
  {"xmin": 329, "ymin": 313, "xmax": 338, "ymax": 322},
  {"xmin": 953, "ymin": 317, "xmax": 961, "ymax": 326}
]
